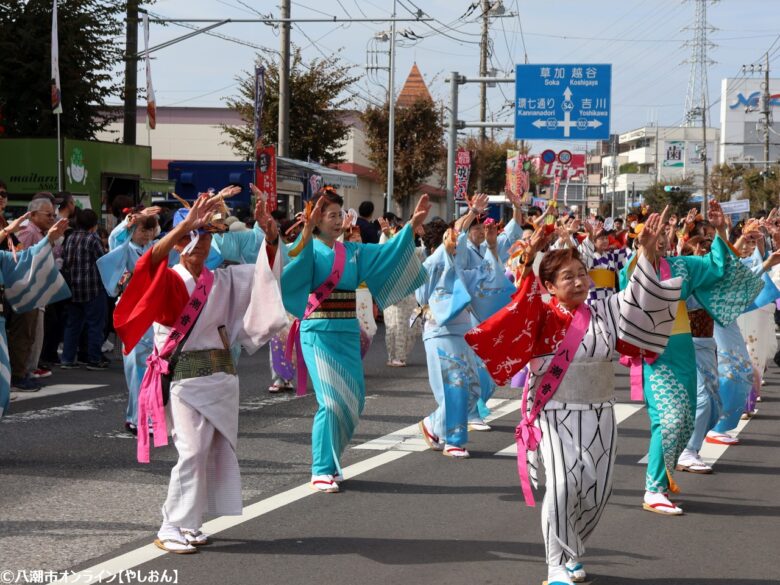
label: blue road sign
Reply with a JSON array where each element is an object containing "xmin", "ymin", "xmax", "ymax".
[{"xmin": 515, "ymin": 64, "xmax": 611, "ymax": 140}]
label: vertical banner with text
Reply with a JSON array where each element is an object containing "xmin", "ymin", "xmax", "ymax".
[
  {"xmin": 255, "ymin": 144, "xmax": 277, "ymax": 212},
  {"xmin": 505, "ymin": 150, "xmax": 531, "ymax": 206},
  {"xmin": 454, "ymin": 148, "xmax": 472, "ymax": 201}
]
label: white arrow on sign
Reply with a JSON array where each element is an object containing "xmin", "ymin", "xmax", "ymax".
[
  {"xmin": 588, "ymin": 120, "xmax": 602, "ymax": 128},
  {"xmin": 563, "ymin": 86, "xmax": 573, "ymax": 101}
]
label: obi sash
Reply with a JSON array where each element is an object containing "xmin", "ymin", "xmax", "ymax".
[
  {"xmin": 589, "ymin": 268, "xmax": 616, "ymax": 290},
  {"xmin": 286, "ymin": 240, "xmax": 347, "ymax": 396},
  {"xmin": 516, "ymin": 303, "xmax": 590, "ymax": 507},
  {"xmin": 136, "ymin": 267, "xmax": 214, "ymax": 463}
]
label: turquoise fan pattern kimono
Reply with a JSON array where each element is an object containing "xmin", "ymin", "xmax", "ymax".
[{"xmin": 281, "ymin": 224, "xmax": 426, "ymax": 476}]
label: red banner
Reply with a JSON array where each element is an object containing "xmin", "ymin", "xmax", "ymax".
[
  {"xmin": 454, "ymin": 148, "xmax": 471, "ymax": 201},
  {"xmin": 505, "ymin": 150, "xmax": 531, "ymax": 206},
  {"xmin": 255, "ymin": 144, "xmax": 277, "ymax": 212}
]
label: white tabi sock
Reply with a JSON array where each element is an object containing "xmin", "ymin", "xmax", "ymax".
[{"xmin": 547, "ymin": 563, "xmax": 574, "ymax": 585}]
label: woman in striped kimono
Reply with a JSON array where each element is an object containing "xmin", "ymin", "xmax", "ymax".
[
  {"xmin": 281, "ymin": 189, "xmax": 429, "ymax": 494},
  {"xmin": 466, "ymin": 209, "xmax": 682, "ymax": 585},
  {"xmin": 619, "ymin": 202, "xmax": 763, "ymax": 515},
  {"xmin": 1, "ymin": 214, "xmax": 71, "ymax": 416}
]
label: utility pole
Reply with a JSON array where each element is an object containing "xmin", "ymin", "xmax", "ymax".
[
  {"xmin": 446, "ymin": 71, "xmax": 461, "ymax": 223},
  {"xmin": 123, "ymin": 0, "xmax": 139, "ymax": 145},
  {"xmin": 763, "ymin": 51, "xmax": 771, "ymax": 196},
  {"xmin": 386, "ymin": 0, "xmax": 397, "ymax": 214},
  {"xmin": 610, "ymin": 135, "xmax": 618, "ymax": 217},
  {"xmin": 701, "ymin": 104, "xmax": 708, "ymax": 214},
  {"xmin": 278, "ymin": 0, "xmax": 291, "ymax": 158},
  {"xmin": 477, "ymin": 0, "xmax": 490, "ymax": 190}
]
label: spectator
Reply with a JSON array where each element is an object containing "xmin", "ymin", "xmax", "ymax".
[
  {"xmin": 356, "ymin": 200, "xmax": 380, "ymax": 244},
  {"xmin": 61, "ymin": 209, "xmax": 108, "ymax": 370},
  {"xmin": 7, "ymin": 197, "xmax": 58, "ymax": 390}
]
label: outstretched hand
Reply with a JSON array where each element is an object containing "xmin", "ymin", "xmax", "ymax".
[
  {"xmin": 4, "ymin": 212, "xmax": 31, "ymax": 235},
  {"xmin": 411, "ymin": 194, "xmax": 431, "ymax": 231},
  {"xmin": 47, "ymin": 218, "xmax": 70, "ymax": 244}
]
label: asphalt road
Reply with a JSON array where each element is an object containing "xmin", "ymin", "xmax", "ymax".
[{"xmin": 1, "ymin": 325, "xmax": 779, "ymax": 585}]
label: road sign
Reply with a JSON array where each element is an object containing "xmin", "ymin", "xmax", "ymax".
[
  {"xmin": 541, "ymin": 149, "xmax": 556, "ymax": 164},
  {"xmin": 557, "ymin": 150, "xmax": 572, "ymax": 165},
  {"xmin": 719, "ymin": 199, "xmax": 750, "ymax": 215},
  {"xmin": 515, "ymin": 64, "xmax": 611, "ymax": 140}
]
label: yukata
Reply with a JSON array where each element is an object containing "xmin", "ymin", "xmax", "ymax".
[
  {"xmin": 577, "ymin": 238, "xmax": 628, "ymax": 302},
  {"xmin": 281, "ymin": 224, "xmax": 426, "ymax": 477},
  {"xmin": 0, "ymin": 239, "xmax": 71, "ymax": 416},
  {"xmin": 466, "ymin": 254, "xmax": 681, "ymax": 572},
  {"xmin": 114, "ymin": 244, "xmax": 281, "ymax": 531},
  {"xmin": 415, "ymin": 239, "xmax": 513, "ymax": 448},
  {"xmin": 685, "ymin": 298, "xmax": 720, "ymax": 453},
  {"xmin": 457, "ymin": 220, "xmax": 523, "ymax": 420},
  {"xmin": 619, "ymin": 236, "xmax": 763, "ymax": 494},
  {"xmin": 737, "ymin": 250, "xmax": 779, "ymax": 404}
]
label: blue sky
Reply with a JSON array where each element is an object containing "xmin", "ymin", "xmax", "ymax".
[{"xmin": 140, "ymin": 0, "xmax": 780, "ymax": 149}]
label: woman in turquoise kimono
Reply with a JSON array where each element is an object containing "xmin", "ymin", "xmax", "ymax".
[
  {"xmin": 281, "ymin": 188, "xmax": 430, "ymax": 494},
  {"xmin": 98, "ymin": 211, "xmax": 160, "ymax": 434},
  {"xmin": 1, "ymin": 214, "xmax": 71, "ymax": 417},
  {"xmin": 415, "ymin": 221, "xmax": 514, "ymax": 458},
  {"xmin": 619, "ymin": 202, "xmax": 763, "ymax": 515}
]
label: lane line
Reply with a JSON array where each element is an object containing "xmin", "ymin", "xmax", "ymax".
[
  {"xmin": 638, "ymin": 417, "xmax": 752, "ymax": 465},
  {"xmin": 11, "ymin": 384, "xmax": 107, "ymax": 402},
  {"xmin": 353, "ymin": 398, "xmax": 521, "ymax": 452},
  {"xmin": 494, "ymin": 402, "xmax": 645, "ymax": 457},
  {"xmin": 53, "ymin": 399, "xmax": 528, "ymax": 583}
]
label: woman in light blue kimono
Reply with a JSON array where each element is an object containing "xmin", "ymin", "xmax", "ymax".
[
  {"xmin": 1, "ymin": 214, "xmax": 71, "ymax": 417},
  {"xmin": 416, "ymin": 221, "xmax": 513, "ymax": 458},
  {"xmin": 97, "ymin": 213, "xmax": 160, "ymax": 433},
  {"xmin": 281, "ymin": 188, "xmax": 430, "ymax": 494}
]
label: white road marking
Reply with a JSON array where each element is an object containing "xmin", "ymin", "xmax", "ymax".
[
  {"xmin": 637, "ymin": 417, "xmax": 751, "ymax": 465},
  {"xmin": 10, "ymin": 383, "xmax": 107, "ymax": 402},
  {"xmin": 353, "ymin": 398, "xmax": 521, "ymax": 452},
  {"xmin": 51, "ymin": 397, "xmax": 527, "ymax": 583},
  {"xmin": 494, "ymin": 402, "xmax": 644, "ymax": 457},
  {"xmin": 1, "ymin": 397, "xmax": 115, "ymax": 423}
]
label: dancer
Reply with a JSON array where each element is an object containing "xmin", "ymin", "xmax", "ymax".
[
  {"xmin": 416, "ymin": 220, "xmax": 513, "ymax": 458},
  {"xmin": 114, "ymin": 194, "xmax": 285, "ymax": 554},
  {"xmin": 97, "ymin": 209, "xmax": 160, "ymax": 433},
  {"xmin": 281, "ymin": 188, "xmax": 429, "ymax": 493},
  {"xmin": 466, "ymin": 209, "xmax": 682, "ymax": 585},
  {"xmin": 619, "ymin": 201, "xmax": 763, "ymax": 515},
  {"xmin": 1, "ymin": 214, "xmax": 71, "ymax": 415}
]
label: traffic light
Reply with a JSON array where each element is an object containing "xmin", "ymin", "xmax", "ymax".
[{"xmin": 664, "ymin": 185, "xmax": 682, "ymax": 193}]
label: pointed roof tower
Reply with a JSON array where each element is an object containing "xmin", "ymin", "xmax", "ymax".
[{"xmin": 396, "ymin": 63, "xmax": 433, "ymax": 108}]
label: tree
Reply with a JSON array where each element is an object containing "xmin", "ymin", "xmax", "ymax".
[
  {"xmin": 709, "ymin": 163, "xmax": 746, "ymax": 202},
  {"xmin": 222, "ymin": 47, "xmax": 359, "ymax": 164},
  {"xmin": 458, "ymin": 136, "xmax": 541, "ymax": 196},
  {"xmin": 0, "ymin": 0, "xmax": 126, "ymax": 139},
  {"xmin": 742, "ymin": 165, "xmax": 780, "ymax": 212},
  {"xmin": 362, "ymin": 97, "xmax": 445, "ymax": 213},
  {"xmin": 641, "ymin": 179, "xmax": 695, "ymax": 216}
]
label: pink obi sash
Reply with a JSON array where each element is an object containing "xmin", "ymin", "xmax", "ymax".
[
  {"xmin": 286, "ymin": 241, "xmax": 346, "ymax": 396},
  {"xmin": 618, "ymin": 258, "xmax": 670, "ymax": 401},
  {"xmin": 516, "ymin": 304, "xmax": 590, "ymax": 507},
  {"xmin": 136, "ymin": 268, "xmax": 214, "ymax": 463}
]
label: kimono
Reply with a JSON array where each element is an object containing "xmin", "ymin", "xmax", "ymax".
[
  {"xmin": 1, "ymin": 239, "xmax": 71, "ymax": 416},
  {"xmin": 415, "ymin": 239, "xmax": 513, "ymax": 447},
  {"xmin": 619, "ymin": 236, "xmax": 763, "ymax": 494},
  {"xmin": 114, "ymin": 243, "xmax": 282, "ymax": 530},
  {"xmin": 97, "ymin": 225, "xmax": 154, "ymax": 427},
  {"xmin": 737, "ymin": 250, "xmax": 778, "ymax": 402},
  {"xmin": 281, "ymin": 223, "xmax": 426, "ymax": 477},
  {"xmin": 685, "ymin": 298, "xmax": 720, "ymax": 453},
  {"xmin": 456, "ymin": 220, "xmax": 523, "ymax": 419},
  {"xmin": 466, "ymin": 254, "xmax": 682, "ymax": 569},
  {"xmin": 577, "ymin": 238, "xmax": 628, "ymax": 302}
]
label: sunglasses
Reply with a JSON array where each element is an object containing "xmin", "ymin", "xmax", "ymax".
[{"xmin": 0, "ymin": 191, "xmax": 7, "ymax": 198}]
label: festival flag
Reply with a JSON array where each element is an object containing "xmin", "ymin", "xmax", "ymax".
[
  {"xmin": 143, "ymin": 14, "xmax": 156, "ymax": 129},
  {"xmin": 51, "ymin": 0, "xmax": 63, "ymax": 114},
  {"xmin": 254, "ymin": 66, "xmax": 266, "ymax": 151}
]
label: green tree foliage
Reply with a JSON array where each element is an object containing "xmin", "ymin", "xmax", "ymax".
[
  {"xmin": 0, "ymin": 0, "xmax": 125, "ymax": 139},
  {"xmin": 709, "ymin": 163, "xmax": 746, "ymax": 202},
  {"xmin": 742, "ymin": 165, "xmax": 780, "ymax": 212},
  {"xmin": 361, "ymin": 97, "xmax": 444, "ymax": 212},
  {"xmin": 641, "ymin": 179, "xmax": 695, "ymax": 216},
  {"xmin": 222, "ymin": 48, "xmax": 359, "ymax": 164}
]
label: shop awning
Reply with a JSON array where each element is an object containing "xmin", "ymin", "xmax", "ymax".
[{"xmin": 276, "ymin": 157, "xmax": 358, "ymax": 189}]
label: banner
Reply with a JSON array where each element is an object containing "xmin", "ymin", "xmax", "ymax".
[
  {"xmin": 255, "ymin": 144, "xmax": 277, "ymax": 212},
  {"xmin": 454, "ymin": 148, "xmax": 471, "ymax": 201},
  {"xmin": 662, "ymin": 141, "xmax": 685, "ymax": 168},
  {"xmin": 505, "ymin": 150, "xmax": 531, "ymax": 205},
  {"xmin": 254, "ymin": 66, "xmax": 266, "ymax": 149},
  {"xmin": 719, "ymin": 199, "xmax": 750, "ymax": 215},
  {"xmin": 143, "ymin": 14, "xmax": 156, "ymax": 129},
  {"xmin": 51, "ymin": 0, "xmax": 62, "ymax": 114}
]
